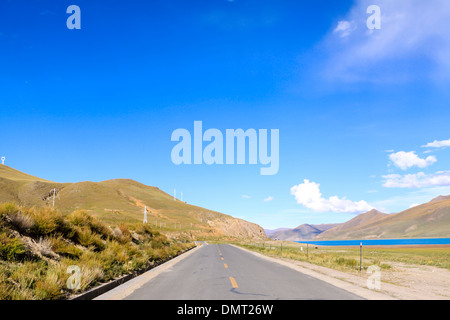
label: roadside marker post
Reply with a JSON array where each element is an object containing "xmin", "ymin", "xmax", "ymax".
[{"xmin": 360, "ymin": 242, "xmax": 363, "ymax": 272}]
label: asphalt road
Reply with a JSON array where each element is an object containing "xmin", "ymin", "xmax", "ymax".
[{"xmin": 110, "ymin": 244, "xmax": 363, "ymax": 300}]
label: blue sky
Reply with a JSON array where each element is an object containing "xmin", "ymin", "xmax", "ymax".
[{"xmin": 1, "ymin": 0, "xmax": 450, "ymax": 229}]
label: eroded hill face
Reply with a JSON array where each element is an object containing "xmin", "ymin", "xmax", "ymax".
[{"xmin": 0, "ymin": 165, "xmax": 267, "ymax": 241}]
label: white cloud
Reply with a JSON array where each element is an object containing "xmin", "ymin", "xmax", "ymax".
[
  {"xmin": 389, "ymin": 151, "xmax": 437, "ymax": 170},
  {"xmin": 422, "ymin": 139, "xmax": 450, "ymax": 149},
  {"xmin": 383, "ymin": 171, "xmax": 450, "ymax": 188},
  {"xmin": 290, "ymin": 180, "xmax": 374, "ymax": 213},
  {"xmin": 321, "ymin": 0, "xmax": 450, "ymax": 83},
  {"xmin": 333, "ymin": 20, "xmax": 356, "ymax": 38},
  {"xmin": 263, "ymin": 196, "xmax": 274, "ymax": 202},
  {"xmin": 241, "ymin": 195, "xmax": 251, "ymax": 199}
]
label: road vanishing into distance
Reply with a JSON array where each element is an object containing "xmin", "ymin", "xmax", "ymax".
[{"xmin": 96, "ymin": 244, "xmax": 363, "ymax": 300}]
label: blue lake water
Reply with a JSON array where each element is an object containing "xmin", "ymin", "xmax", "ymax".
[{"xmin": 295, "ymin": 238, "xmax": 450, "ymax": 246}]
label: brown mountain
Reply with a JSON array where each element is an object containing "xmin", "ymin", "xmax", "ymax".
[
  {"xmin": 430, "ymin": 195, "xmax": 450, "ymax": 203},
  {"xmin": 316, "ymin": 210, "xmax": 388, "ymax": 239},
  {"xmin": 268, "ymin": 223, "xmax": 341, "ymax": 241},
  {"xmin": 317, "ymin": 199, "xmax": 450, "ymax": 240}
]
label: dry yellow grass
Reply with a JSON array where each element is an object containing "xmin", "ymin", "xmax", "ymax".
[{"xmin": 0, "ymin": 203, "xmax": 194, "ymax": 300}]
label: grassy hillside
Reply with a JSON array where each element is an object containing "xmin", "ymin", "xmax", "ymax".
[
  {"xmin": 0, "ymin": 165, "xmax": 52, "ymax": 183},
  {"xmin": 0, "ymin": 165, "xmax": 266, "ymax": 240}
]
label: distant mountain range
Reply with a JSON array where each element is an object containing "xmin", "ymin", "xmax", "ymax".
[
  {"xmin": 267, "ymin": 198, "xmax": 450, "ymax": 240},
  {"xmin": 0, "ymin": 165, "xmax": 266, "ymax": 240},
  {"xmin": 265, "ymin": 224, "xmax": 340, "ymax": 241}
]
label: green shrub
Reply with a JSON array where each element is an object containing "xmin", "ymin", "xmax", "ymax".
[
  {"xmin": 47, "ymin": 236, "xmax": 83, "ymax": 259},
  {"xmin": 135, "ymin": 223, "xmax": 155, "ymax": 237},
  {"xmin": 333, "ymin": 257, "xmax": 359, "ymax": 269},
  {"xmin": 35, "ymin": 270, "xmax": 62, "ymax": 299},
  {"xmin": 28, "ymin": 207, "xmax": 65, "ymax": 236},
  {"xmin": 0, "ymin": 232, "xmax": 28, "ymax": 261},
  {"xmin": 111, "ymin": 223, "xmax": 132, "ymax": 244},
  {"xmin": 67, "ymin": 210, "xmax": 111, "ymax": 239},
  {"xmin": 74, "ymin": 227, "xmax": 105, "ymax": 251},
  {"xmin": 0, "ymin": 203, "xmax": 20, "ymax": 220}
]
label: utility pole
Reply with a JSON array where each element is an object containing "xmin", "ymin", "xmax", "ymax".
[{"xmin": 52, "ymin": 188, "xmax": 56, "ymax": 208}]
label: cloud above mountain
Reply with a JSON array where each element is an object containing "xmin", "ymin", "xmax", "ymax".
[
  {"xmin": 389, "ymin": 151, "xmax": 437, "ymax": 170},
  {"xmin": 422, "ymin": 139, "xmax": 450, "ymax": 149},
  {"xmin": 383, "ymin": 171, "xmax": 450, "ymax": 188},
  {"xmin": 290, "ymin": 180, "xmax": 374, "ymax": 213}
]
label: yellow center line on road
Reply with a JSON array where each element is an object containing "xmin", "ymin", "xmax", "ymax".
[
  {"xmin": 224, "ymin": 263, "xmax": 228, "ymax": 268},
  {"xmin": 229, "ymin": 276, "xmax": 238, "ymax": 288}
]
